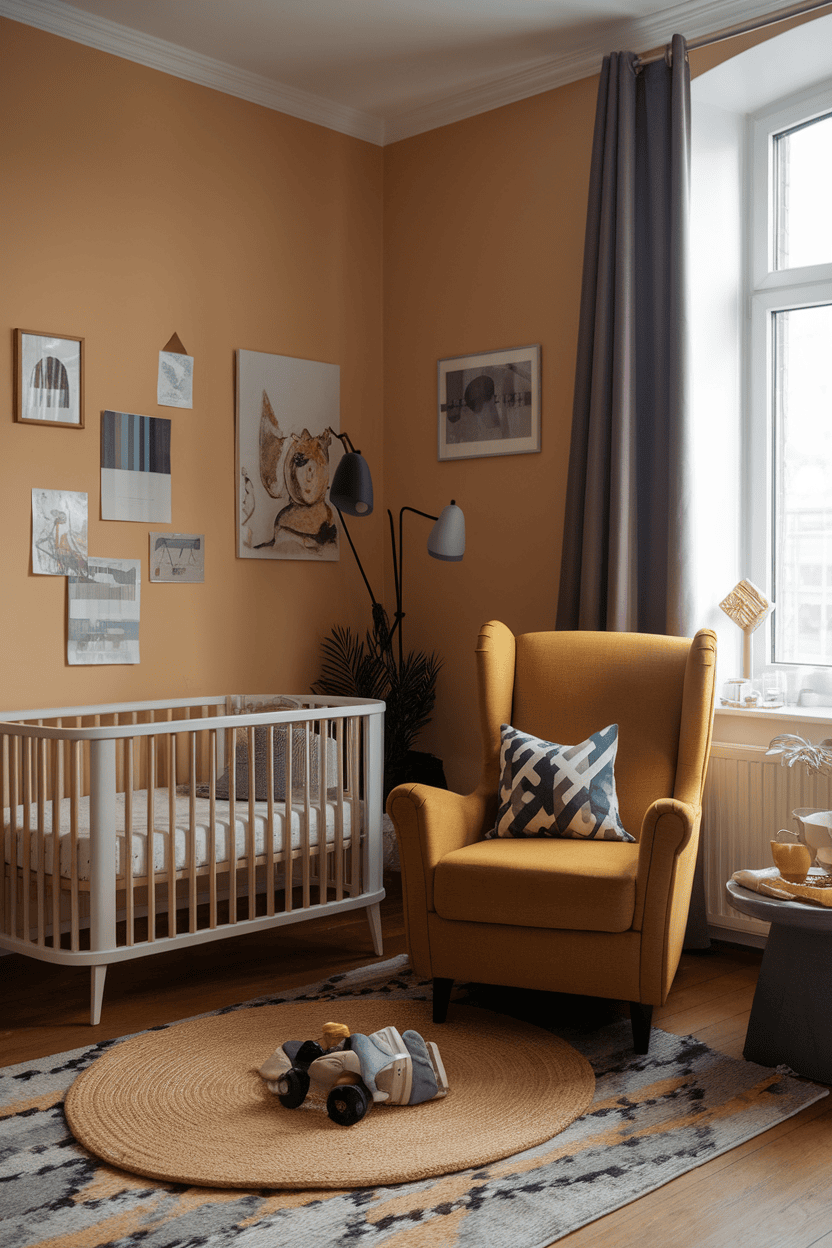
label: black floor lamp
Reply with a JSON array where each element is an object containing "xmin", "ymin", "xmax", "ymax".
[{"xmin": 328, "ymin": 432, "xmax": 465, "ymax": 666}]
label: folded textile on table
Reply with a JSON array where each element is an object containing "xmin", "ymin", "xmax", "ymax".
[{"xmin": 732, "ymin": 866, "xmax": 832, "ymax": 906}]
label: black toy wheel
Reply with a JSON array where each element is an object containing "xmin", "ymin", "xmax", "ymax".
[
  {"xmin": 326, "ymin": 1083, "xmax": 370, "ymax": 1126},
  {"xmin": 277, "ymin": 1067, "xmax": 310, "ymax": 1109}
]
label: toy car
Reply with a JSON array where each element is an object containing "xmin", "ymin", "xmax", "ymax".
[{"xmin": 258, "ymin": 1020, "xmax": 449, "ymax": 1126}]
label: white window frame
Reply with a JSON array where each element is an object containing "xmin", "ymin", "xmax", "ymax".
[{"xmin": 746, "ymin": 79, "xmax": 832, "ymax": 679}]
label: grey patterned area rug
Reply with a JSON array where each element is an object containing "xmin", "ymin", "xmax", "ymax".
[{"xmin": 2, "ymin": 955, "xmax": 826, "ymax": 1248}]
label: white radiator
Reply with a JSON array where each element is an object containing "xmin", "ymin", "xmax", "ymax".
[{"xmin": 703, "ymin": 742, "xmax": 832, "ymax": 942}]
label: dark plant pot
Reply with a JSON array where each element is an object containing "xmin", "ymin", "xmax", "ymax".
[{"xmin": 402, "ymin": 750, "xmax": 448, "ymax": 790}]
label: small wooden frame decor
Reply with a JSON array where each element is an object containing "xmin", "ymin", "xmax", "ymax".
[
  {"xmin": 15, "ymin": 329, "xmax": 84, "ymax": 428},
  {"xmin": 438, "ymin": 344, "xmax": 540, "ymax": 461}
]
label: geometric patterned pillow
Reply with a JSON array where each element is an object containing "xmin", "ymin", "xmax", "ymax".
[{"xmin": 484, "ymin": 722, "xmax": 634, "ymax": 841}]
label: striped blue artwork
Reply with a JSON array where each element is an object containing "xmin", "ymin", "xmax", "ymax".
[
  {"xmin": 101, "ymin": 410, "xmax": 172, "ymax": 522},
  {"xmin": 101, "ymin": 410, "xmax": 170, "ymax": 473}
]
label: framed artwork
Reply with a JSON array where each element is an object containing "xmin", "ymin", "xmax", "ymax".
[
  {"xmin": 15, "ymin": 329, "xmax": 84, "ymax": 428},
  {"xmin": 236, "ymin": 349, "xmax": 341, "ymax": 561},
  {"xmin": 438, "ymin": 344, "xmax": 540, "ymax": 461}
]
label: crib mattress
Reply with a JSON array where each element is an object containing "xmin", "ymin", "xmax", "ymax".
[{"xmin": 3, "ymin": 788, "xmax": 360, "ymax": 881}]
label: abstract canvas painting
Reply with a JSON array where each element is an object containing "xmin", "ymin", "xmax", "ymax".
[
  {"xmin": 101, "ymin": 410, "xmax": 172, "ymax": 523},
  {"xmin": 235, "ymin": 350, "xmax": 340, "ymax": 561},
  {"xmin": 149, "ymin": 532, "xmax": 204, "ymax": 582},
  {"xmin": 31, "ymin": 488, "xmax": 88, "ymax": 577},
  {"xmin": 67, "ymin": 558, "xmax": 140, "ymax": 665}
]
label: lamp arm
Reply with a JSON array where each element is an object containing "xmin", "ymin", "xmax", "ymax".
[
  {"xmin": 388, "ymin": 505, "xmax": 439, "ymax": 670},
  {"xmin": 338, "ymin": 512, "xmax": 380, "ymax": 612},
  {"xmin": 326, "ymin": 427, "xmax": 358, "ymax": 455}
]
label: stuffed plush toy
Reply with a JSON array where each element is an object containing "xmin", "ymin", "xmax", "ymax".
[{"xmin": 259, "ymin": 1020, "xmax": 449, "ymax": 1126}]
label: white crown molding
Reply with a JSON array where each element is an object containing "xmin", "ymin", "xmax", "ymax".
[
  {"xmin": 0, "ymin": 0, "xmax": 384, "ymax": 145},
  {"xmin": 383, "ymin": 0, "xmax": 815, "ymax": 143},
  {"xmin": 0, "ymin": 0, "xmax": 820, "ymax": 147}
]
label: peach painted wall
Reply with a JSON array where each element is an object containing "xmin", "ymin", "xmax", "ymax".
[
  {"xmin": 0, "ymin": 19, "xmax": 384, "ymax": 711},
  {"xmin": 382, "ymin": 81, "xmax": 598, "ymax": 791}
]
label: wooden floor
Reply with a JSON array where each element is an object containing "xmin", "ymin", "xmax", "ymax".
[{"xmin": 3, "ymin": 878, "xmax": 830, "ymax": 1247}]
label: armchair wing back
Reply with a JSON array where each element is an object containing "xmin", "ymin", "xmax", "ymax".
[{"xmin": 387, "ymin": 623, "xmax": 717, "ymax": 1053}]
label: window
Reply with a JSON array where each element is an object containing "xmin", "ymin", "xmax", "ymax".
[{"xmin": 749, "ymin": 85, "xmax": 832, "ymax": 673}]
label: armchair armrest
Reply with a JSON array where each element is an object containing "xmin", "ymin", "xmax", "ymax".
[
  {"xmin": 386, "ymin": 783, "xmax": 494, "ymax": 910},
  {"xmin": 386, "ymin": 783, "xmax": 495, "ymax": 979},
  {"xmin": 633, "ymin": 797, "xmax": 702, "ymax": 1003}
]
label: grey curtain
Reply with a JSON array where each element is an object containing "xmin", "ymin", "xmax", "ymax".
[
  {"xmin": 557, "ymin": 32, "xmax": 694, "ymax": 636},
  {"xmin": 557, "ymin": 34, "xmax": 708, "ymax": 947}
]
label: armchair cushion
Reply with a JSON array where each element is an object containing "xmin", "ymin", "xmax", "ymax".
[
  {"xmin": 434, "ymin": 838, "xmax": 640, "ymax": 932},
  {"xmin": 485, "ymin": 723, "xmax": 633, "ymax": 842}
]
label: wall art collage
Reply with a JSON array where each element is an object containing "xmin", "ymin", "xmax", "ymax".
[{"xmin": 18, "ymin": 329, "xmax": 203, "ymax": 667}]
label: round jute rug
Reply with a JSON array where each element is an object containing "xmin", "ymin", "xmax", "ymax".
[{"xmin": 65, "ymin": 999, "xmax": 594, "ymax": 1190}]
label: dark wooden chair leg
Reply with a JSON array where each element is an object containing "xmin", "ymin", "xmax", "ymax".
[
  {"xmin": 433, "ymin": 977, "xmax": 454, "ymax": 1023},
  {"xmin": 629, "ymin": 1002, "xmax": 654, "ymax": 1054}
]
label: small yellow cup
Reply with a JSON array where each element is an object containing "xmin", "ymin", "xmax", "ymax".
[{"xmin": 771, "ymin": 838, "xmax": 812, "ymax": 882}]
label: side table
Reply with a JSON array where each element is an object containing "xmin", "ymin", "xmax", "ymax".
[{"xmin": 726, "ymin": 878, "xmax": 832, "ymax": 1083}]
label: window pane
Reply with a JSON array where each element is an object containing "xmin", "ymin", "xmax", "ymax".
[
  {"xmin": 774, "ymin": 113, "xmax": 832, "ymax": 269},
  {"xmin": 772, "ymin": 304, "xmax": 832, "ymax": 664}
]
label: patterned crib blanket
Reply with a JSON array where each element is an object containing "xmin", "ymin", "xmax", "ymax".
[{"xmin": 3, "ymin": 788, "xmax": 360, "ymax": 881}]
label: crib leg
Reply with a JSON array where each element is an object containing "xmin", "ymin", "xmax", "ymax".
[
  {"xmin": 90, "ymin": 965, "xmax": 107, "ymax": 1026},
  {"xmin": 365, "ymin": 902, "xmax": 383, "ymax": 956}
]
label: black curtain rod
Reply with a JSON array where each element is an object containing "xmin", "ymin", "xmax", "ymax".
[{"xmin": 635, "ymin": 0, "xmax": 832, "ymax": 66}]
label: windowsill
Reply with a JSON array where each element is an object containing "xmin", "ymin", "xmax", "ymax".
[{"xmin": 715, "ymin": 702, "xmax": 832, "ymax": 748}]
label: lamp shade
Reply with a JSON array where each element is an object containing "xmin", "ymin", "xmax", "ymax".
[
  {"xmin": 427, "ymin": 501, "xmax": 465, "ymax": 562},
  {"xmin": 330, "ymin": 451, "xmax": 374, "ymax": 516}
]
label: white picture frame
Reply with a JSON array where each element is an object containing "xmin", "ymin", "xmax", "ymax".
[{"xmin": 438, "ymin": 344, "xmax": 541, "ymax": 461}]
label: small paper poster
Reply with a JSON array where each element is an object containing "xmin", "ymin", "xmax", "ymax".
[
  {"xmin": 31, "ymin": 488, "xmax": 88, "ymax": 576},
  {"xmin": 158, "ymin": 351, "xmax": 193, "ymax": 408},
  {"xmin": 101, "ymin": 410, "xmax": 171, "ymax": 523},
  {"xmin": 150, "ymin": 532, "xmax": 204, "ymax": 582},
  {"xmin": 67, "ymin": 557, "xmax": 140, "ymax": 666}
]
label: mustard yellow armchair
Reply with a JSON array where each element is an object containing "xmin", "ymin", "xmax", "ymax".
[{"xmin": 386, "ymin": 623, "xmax": 716, "ymax": 1053}]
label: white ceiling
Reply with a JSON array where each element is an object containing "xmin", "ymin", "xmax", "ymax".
[{"xmin": 0, "ymin": 0, "xmax": 822, "ymax": 143}]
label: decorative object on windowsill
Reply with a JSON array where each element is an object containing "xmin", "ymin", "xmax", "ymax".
[
  {"xmin": 314, "ymin": 431, "xmax": 465, "ymax": 798},
  {"xmin": 718, "ymin": 579, "xmax": 774, "ymax": 705}
]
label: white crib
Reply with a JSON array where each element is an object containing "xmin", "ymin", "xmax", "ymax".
[{"xmin": 0, "ymin": 693, "xmax": 385, "ymax": 1024}]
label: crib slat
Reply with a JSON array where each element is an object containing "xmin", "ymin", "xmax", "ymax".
[
  {"xmin": 208, "ymin": 729, "xmax": 218, "ymax": 929},
  {"xmin": 21, "ymin": 735, "xmax": 32, "ymax": 945},
  {"xmin": 351, "ymin": 717, "xmax": 361, "ymax": 900},
  {"xmin": 70, "ymin": 739, "xmax": 81, "ymax": 953},
  {"xmin": 167, "ymin": 734, "xmax": 176, "ymax": 939},
  {"xmin": 318, "ymin": 718, "xmax": 327, "ymax": 908},
  {"xmin": 51, "ymin": 736, "xmax": 61, "ymax": 949},
  {"xmin": 227, "ymin": 723, "xmax": 237, "ymax": 925},
  {"xmin": 333, "ymin": 718, "xmax": 344, "ymax": 903},
  {"xmin": 147, "ymin": 740, "xmax": 156, "ymax": 942},
  {"xmin": 302, "ymin": 721, "xmax": 311, "ymax": 909},
  {"xmin": 265, "ymin": 725, "xmax": 275, "ymax": 918},
  {"xmin": 9, "ymin": 737, "xmax": 19, "ymax": 940},
  {"xmin": 284, "ymin": 723, "xmax": 293, "ymax": 913},
  {"xmin": 246, "ymin": 725, "xmax": 256, "ymax": 919},
  {"xmin": 36, "ymin": 737, "xmax": 47, "ymax": 946},
  {"xmin": 124, "ymin": 735, "xmax": 134, "ymax": 946},
  {"xmin": 188, "ymin": 732, "xmax": 197, "ymax": 934}
]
